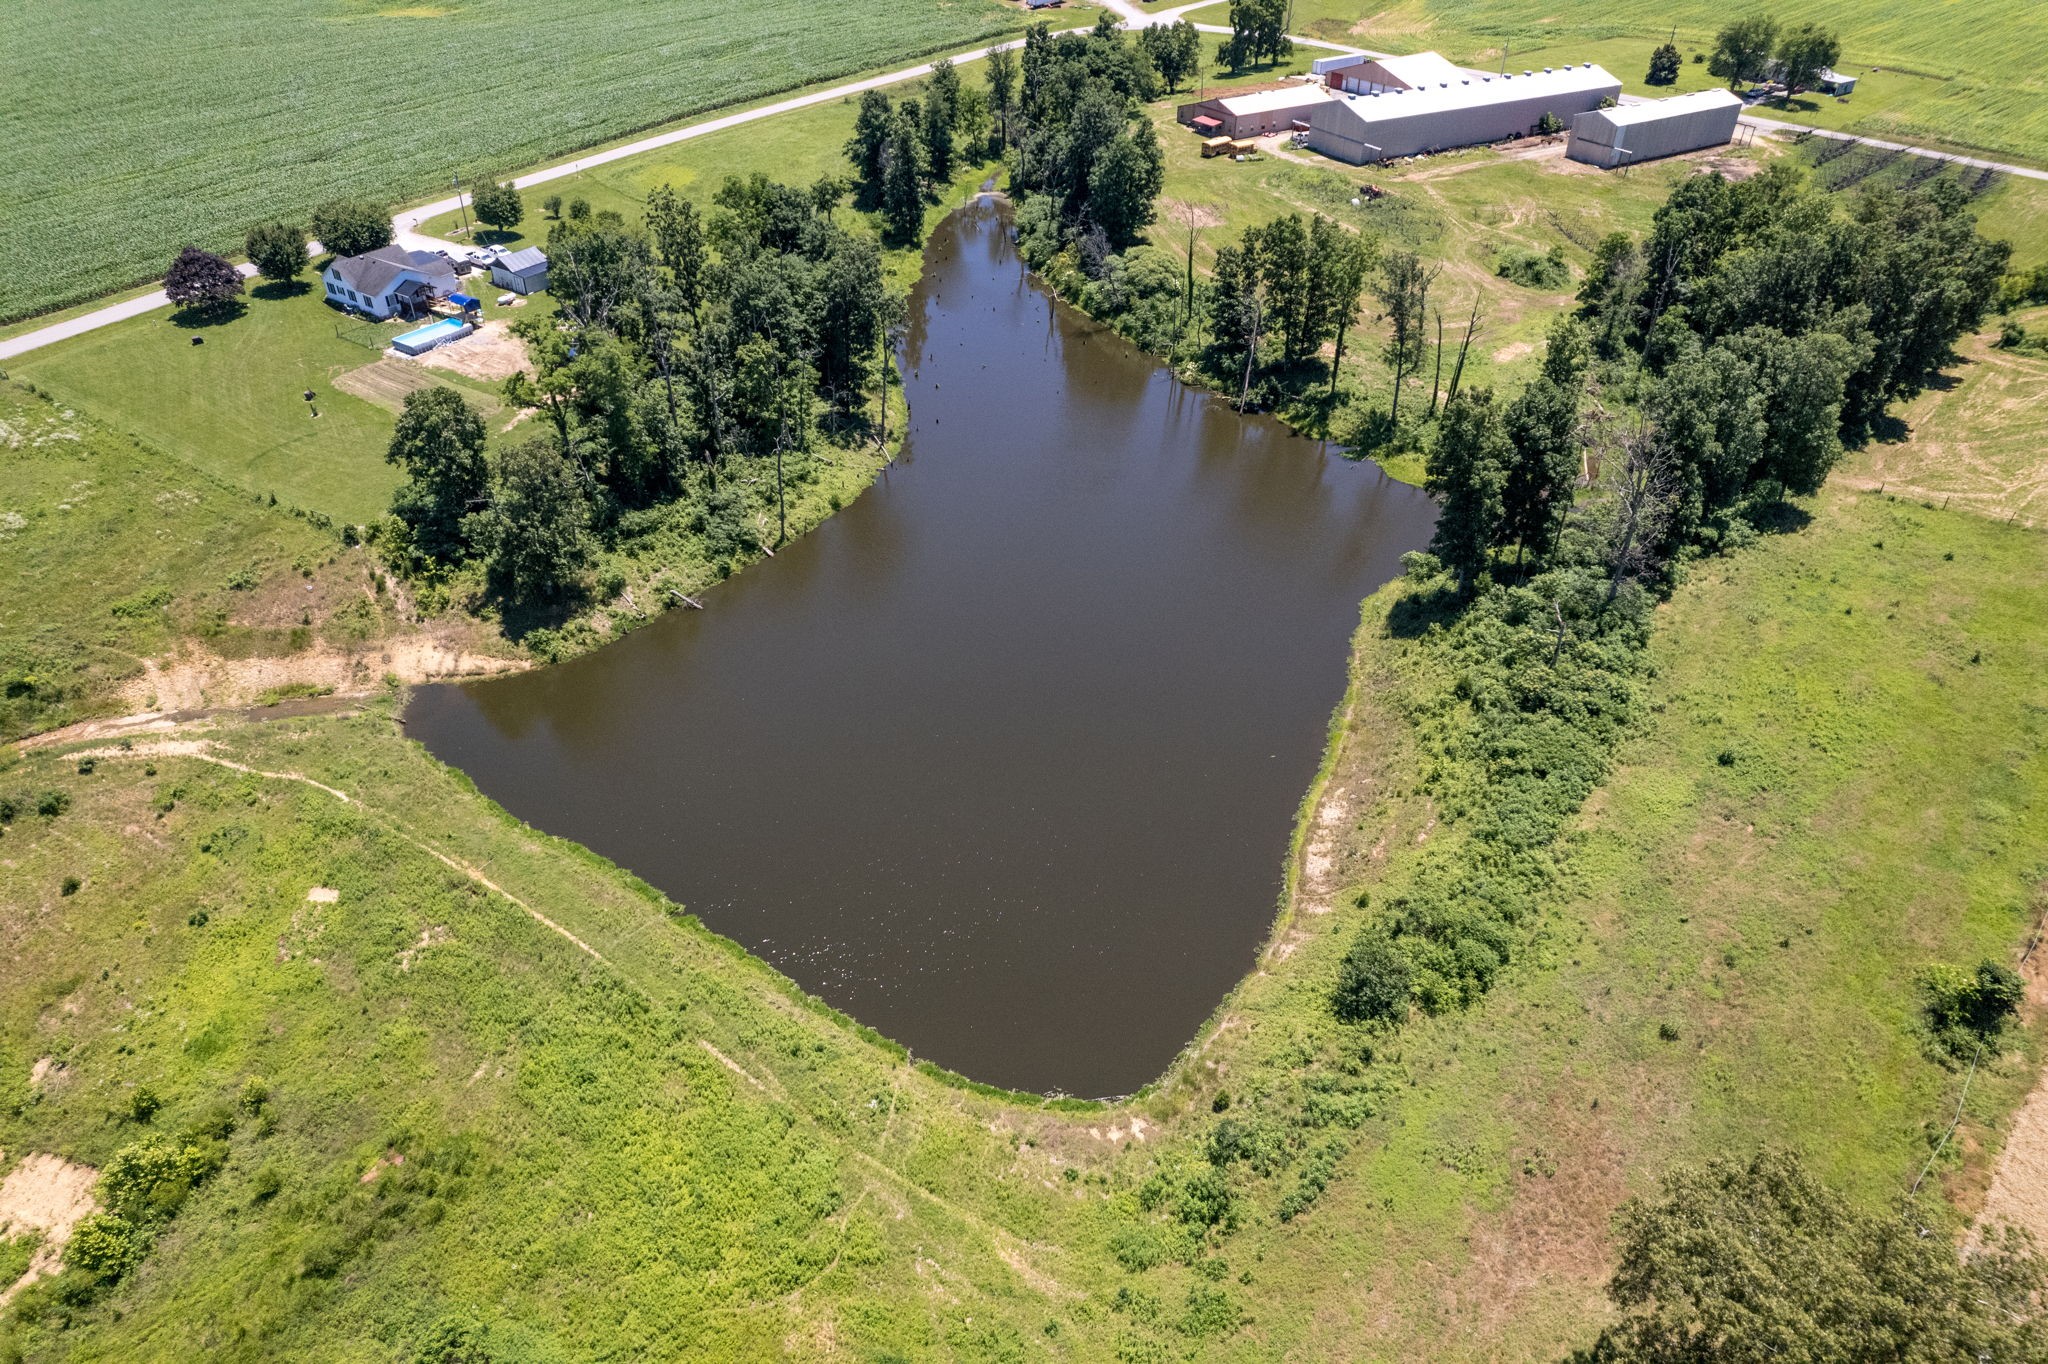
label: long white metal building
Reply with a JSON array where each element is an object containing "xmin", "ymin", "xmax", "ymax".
[
  {"xmin": 1304, "ymin": 63, "xmax": 1623, "ymax": 165},
  {"xmin": 1565, "ymin": 88, "xmax": 1745, "ymax": 168}
]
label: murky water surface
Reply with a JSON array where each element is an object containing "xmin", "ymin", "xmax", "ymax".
[{"xmin": 407, "ymin": 202, "xmax": 1434, "ymax": 1096}]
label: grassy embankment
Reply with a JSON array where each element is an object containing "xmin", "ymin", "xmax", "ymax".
[
  {"xmin": 3, "ymin": 0, "xmax": 1025, "ymax": 323},
  {"xmin": 4, "ymin": 377, "xmax": 2045, "ymax": 1360},
  {"xmin": 1285, "ymin": 0, "xmax": 2048, "ymax": 169}
]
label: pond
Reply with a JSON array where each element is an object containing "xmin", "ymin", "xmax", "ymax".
[{"xmin": 405, "ymin": 200, "xmax": 1436, "ymax": 1097}]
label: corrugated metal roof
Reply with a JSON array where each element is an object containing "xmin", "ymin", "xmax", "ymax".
[
  {"xmin": 1218, "ymin": 84, "xmax": 1336, "ymax": 116},
  {"xmin": 1328, "ymin": 62, "xmax": 1619, "ymax": 120},
  {"xmin": 1369, "ymin": 52, "xmax": 1468, "ymax": 88},
  {"xmin": 496, "ymin": 247, "xmax": 548, "ymax": 272},
  {"xmin": 1596, "ymin": 88, "xmax": 1743, "ymax": 127}
]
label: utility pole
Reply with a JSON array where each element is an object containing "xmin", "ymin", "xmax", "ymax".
[{"xmin": 454, "ymin": 174, "xmax": 471, "ymax": 237}]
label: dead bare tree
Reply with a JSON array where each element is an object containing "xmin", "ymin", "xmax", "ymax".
[
  {"xmin": 1446, "ymin": 297, "xmax": 1483, "ymax": 405},
  {"xmin": 1584, "ymin": 418, "xmax": 1678, "ymax": 610}
]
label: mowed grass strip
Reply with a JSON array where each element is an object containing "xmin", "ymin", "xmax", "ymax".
[
  {"xmin": 2, "ymin": 0, "xmax": 1019, "ymax": 322},
  {"xmin": 1289, "ymin": 0, "xmax": 2048, "ymax": 167}
]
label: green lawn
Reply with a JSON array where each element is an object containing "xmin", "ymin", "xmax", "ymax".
[
  {"xmin": 1287, "ymin": 0, "xmax": 2048, "ymax": 167},
  {"xmin": 11, "ymin": 285, "xmax": 419, "ymax": 523},
  {"xmin": 3, "ymin": 0, "xmax": 1022, "ymax": 323}
]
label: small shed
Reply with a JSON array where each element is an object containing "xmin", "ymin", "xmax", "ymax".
[
  {"xmin": 1176, "ymin": 84, "xmax": 1334, "ymax": 139},
  {"xmin": 1565, "ymin": 88, "xmax": 1744, "ymax": 168},
  {"xmin": 490, "ymin": 247, "xmax": 549, "ymax": 295},
  {"xmin": 1817, "ymin": 68, "xmax": 1857, "ymax": 96}
]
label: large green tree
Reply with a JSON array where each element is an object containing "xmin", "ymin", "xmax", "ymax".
[
  {"xmin": 470, "ymin": 177, "xmax": 524, "ymax": 231},
  {"xmin": 484, "ymin": 435, "xmax": 593, "ymax": 603},
  {"xmin": 310, "ymin": 199, "xmax": 391, "ymax": 257},
  {"xmin": 1580, "ymin": 1148, "xmax": 2048, "ymax": 1363},
  {"xmin": 643, "ymin": 184, "xmax": 707, "ymax": 315},
  {"xmin": 1707, "ymin": 14, "xmax": 1779, "ymax": 89},
  {"xmin": 1774, "ymin": 23, "xmax": 1841, "ymax": 97},
  {"xmin": 244, "ymin": 221, "xmax": 307, "ymax": 282},
  {"xmin": 1426, "ymin": 389, "xmax": 1512, "ymax": 590},
  {"xmin": 386, "ymin": 387, "xmax": 490, "ymax": 563},
  {"xmin": 880, "ymin": 104, "xmax": 928, "ymax": 244},
  {"xmin": 1088, "ymin": 118, "xmax": 1165, "ymax": 248}
]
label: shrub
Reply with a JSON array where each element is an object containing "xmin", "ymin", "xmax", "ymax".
[
  {"xmin": 128, "ymin": 1086, "xmax": 160, "ymax": 1122},
  {"xmin": 1174, "ymin": 1167, "xmax": 1238, "ymax": 1230},
  {"xmin": 64, "ymin": 1213, "xmax": 145, "ymax": 1282},
  {"xmin": 1495, "ymin": 245, "xmax": 1571, "ymax": 290},
  {"xmin": 1109, "ymin": 1224, "xmax": 1168, "ymax": 1272},
  {"xmin": 1921, "ymin": 960, "xmax": 2024, "ymax": 1058},
  {"xmin": 1331, "ymin": 931, "xmax": 1411, "ymax": 1024},
  {"xmin": 59, "ymin": 875, "xmax": 80, "ymax": 896},
  {"xmin": 100, "ymin": 1133, "xmax": 226, "ymax": 1223}
]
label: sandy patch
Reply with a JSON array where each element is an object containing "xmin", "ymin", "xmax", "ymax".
[
  {"xmin": 1493, "ymin": 341, "xmax": 1535, "ymax": 364},
  {"xmin": 116, "ymin": 634, "xmax": 524, "ymax": 715},
  {"xmin": 1974, "ymin": 1078, "xmax": 2048, "ymax": 1251},
  {"xmin": 396, "ymin": 925, "xmax": 450, "ymax": 971},
  {"xmin": 0, "ymin": 1152, "xmax": 100, "ymax": 1306},
  {"xmin": 416, "ymin": 319, "xmax": 531, "ymax": 382},
  {"xmin": 307, "ymin": 886, "xmax": 340, "ymax": 904},
  {"xmin": 28, "ymin": 1057, "xmax": 65, "ymax": 1090}
]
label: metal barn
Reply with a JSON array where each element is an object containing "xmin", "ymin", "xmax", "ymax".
[
  {"xmin": 1304, "ymin": 63, "xmax": 1622, "ymax": 165},
  {"xmin": 1565, "ymin": 89, "xmax": 1744, "ymax": 168}
]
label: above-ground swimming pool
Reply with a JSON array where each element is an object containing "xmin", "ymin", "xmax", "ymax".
[{"xmin": 391, "ymin": 317, "xmax": 472, "ymax": 355}]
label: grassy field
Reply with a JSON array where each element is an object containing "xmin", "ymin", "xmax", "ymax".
[
  {"xmin": 0, "ymin": 378, "xmax": 452, "ymax": 740},
  {"xmin": 1286, "ymin": 0, "xmax": 2048, "ymax": 167},
  {"xmin": 1843, "ymin": 306, "xmax": 2048, "ymax": 529},
  {"xmin": 1, "ymin": 0, "xmax": 1023, "ymax": 323},
  {"xmin": 4, "ymin": 452, "xmax": 2043, "ymax": 1359}
]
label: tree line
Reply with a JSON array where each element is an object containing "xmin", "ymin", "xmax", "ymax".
[{"xmin": 379, "ymin": 171, "xmax": 892, "ymax": 619}]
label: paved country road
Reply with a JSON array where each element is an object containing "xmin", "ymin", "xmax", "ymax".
[{"xmin": 4, "ymin": 19, "xmax": 2041, "ymax": 363}]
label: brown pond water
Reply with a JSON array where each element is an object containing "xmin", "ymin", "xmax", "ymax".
[{"xmin": 405, "ymin": 200, "xmax": 1436, "ymax": 1097}]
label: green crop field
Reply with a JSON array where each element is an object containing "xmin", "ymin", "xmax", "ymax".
[
  {"xmin": 1286, "ymin": 0, "xmax": 2048, "ymax": 167},
  {"xmin": 0, "ymin": 0, "xmax": 1020, "ymax": 323}
]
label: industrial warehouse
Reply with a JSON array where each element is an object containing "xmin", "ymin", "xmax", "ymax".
[
  {"xmin": 1565, "ymin": 88, "xmax": 1747, "ymax": 168},
  {"xmin": 1178, "ymin": 49, "xmax": 1745, "ymax": 171},
  {"xmin": 1304, "ymin": 61, "xmax": 1623, "ymax": 164}
]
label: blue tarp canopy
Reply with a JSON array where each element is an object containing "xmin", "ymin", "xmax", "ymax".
[{"xmin": 449, "ymin": 293, "xmax": 480, "ymax": 309}]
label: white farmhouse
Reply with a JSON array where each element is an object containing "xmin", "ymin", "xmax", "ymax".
[{"xmin": 322, "ymin": 246, "xmax": 459, "ymax": 320}]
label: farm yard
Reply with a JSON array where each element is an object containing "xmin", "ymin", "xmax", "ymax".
[
  {"xmin": 1, "ymin": 0, "xmax": 1021, "ymax": 323},
  {"xmin": 1287, "ymin": 0, "xmax": 2048, "ymax": 168}
]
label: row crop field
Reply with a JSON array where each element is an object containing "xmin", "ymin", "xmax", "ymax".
[
  {"xmin": 1290, "ymin": 0, "xmax": 2048, "ymax": 167},
  {"xmin": 0, "ymin": 0, "xmax": 1020, "ymax": 323}
]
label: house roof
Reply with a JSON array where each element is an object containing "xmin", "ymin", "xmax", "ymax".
[
  {"xmin": 495, "ymin": 246, "xmax": 548, "ymax": 273},
  {"xmin": 1218, "ymin": 85, "xmax": 1336, "ymax": 117},
  {"xmin": 1326, "ymin": 62, "xmax": 1619, "ymax": 122},
  {"xmin": 1591, "ymin": 88, "xmax": 1743, "ymax": 128},
  {"xmin": 327, "ymin": 245, "xmax": 456, "ymax": 297}
]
